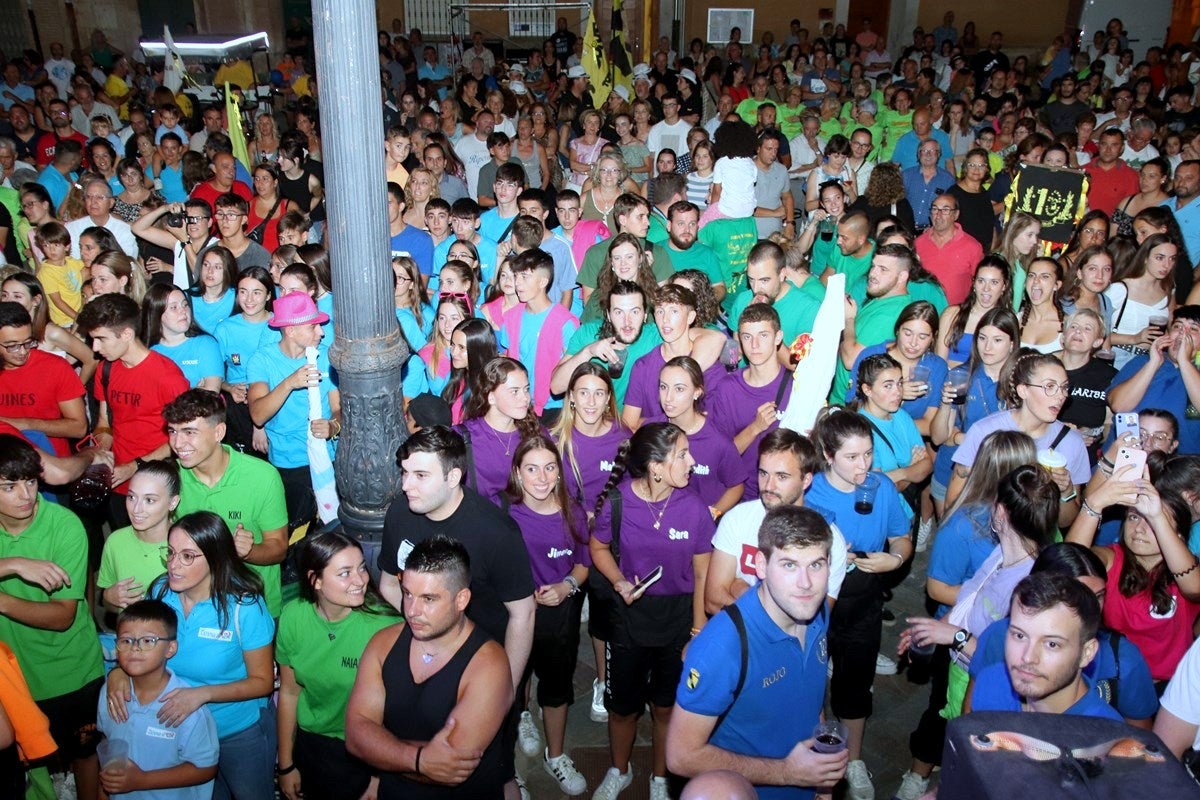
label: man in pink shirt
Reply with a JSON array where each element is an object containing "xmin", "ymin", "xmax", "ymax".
[
  {"xmin": 914, "ymin": 194, "xmax": 983, "ymax": 305},
  {"xmin": 1083, "ymin": 128, "xmax": 1138, "ymax": 216}
]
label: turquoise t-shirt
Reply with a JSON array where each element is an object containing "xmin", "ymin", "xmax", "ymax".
[
  {"xmin": 153, "ymin": 334, "xmax": 223, "ymax": 388},
  {"xmin": 245, "ymin": 343, "xmax": 336, "ymax": 469}
]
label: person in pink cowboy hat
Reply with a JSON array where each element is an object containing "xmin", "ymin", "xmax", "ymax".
[{"xmin": 246, "ymin": 291, "xmax": 340, "ymax": 527}]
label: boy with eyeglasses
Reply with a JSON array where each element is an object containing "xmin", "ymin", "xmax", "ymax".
[{"xmin": 96, "ymin": 599, "xmax": 219, "ymax": 799}]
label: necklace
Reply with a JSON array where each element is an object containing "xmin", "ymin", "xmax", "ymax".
[
  {"xmin": 316, "ymin": 606, "xmax": 341, "ymax": 641},
  {"xmin": 641, "ymin": 487, "xmax": 673, "ymax": 530},
  {"xmin": 485, "ymin": 419, "xmax": 515, "ymax": 456}
]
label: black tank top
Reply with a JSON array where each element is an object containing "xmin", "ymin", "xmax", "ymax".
[
  {"xmin": 279, "ymin": 164, "xmax": 325, "ymax": 221},
  {"xmin": 379, "ymin": 624, "xmax": 506, "ymax": 799}
]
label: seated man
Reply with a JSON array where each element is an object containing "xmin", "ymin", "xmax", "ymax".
[{"xmin": 969, "ymin": 572, "xmax": 1122, "ymax": 720}]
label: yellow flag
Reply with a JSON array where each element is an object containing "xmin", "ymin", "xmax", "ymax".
[
  {"xmin": 582, "ymin": 8, "xmax": 611, "ymax": 107},
  {"xmin": 225, "ymin": 83, "xmax": 251, "ymax": 170},
  {"xmin": 610, "ymin": 0, "xmax": 633, "ymax": 97}
]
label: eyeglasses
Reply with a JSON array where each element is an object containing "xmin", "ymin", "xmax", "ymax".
[
  {"xmin": 115, "ymin": 635, "xmax": 175, "ymax": 652},
  {"xmin": 0, "ymin": 339, "xmax": 36, "ymax": 354},
  {"xmin": 214, "ymin": 212, "xmax": 244, "ymax": 221},
  {"xmin": 965, "ymin": 161, "xmax": 989, "ymax": 169},
  {"xmin": 165, "ymin": 548, "xmax": 203, "ymax": 566},
  {"xmin": 930, "ymin": 206, "xmax": 957, "ymax": 215},
  {"xmin": 186, "ymin": 216, "xmax": 210, "ymax": 224},
  {"xmin": 1021, "ymin": 381, "xmax": 1071, "ymax": 397},
  {"xmin": 1140, "ymin": 429, "xmax": 1174, "ymax": 444},
  {"xmin": 598, "ymin": 167, "xmax": 621, "ymax": 174}
]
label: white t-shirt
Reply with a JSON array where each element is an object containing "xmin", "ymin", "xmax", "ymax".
[
  {"xmin": 788, "ymin": 134, "xmax": 827, "ymax": 181},
  {"xmin": 712, "ymin": 499, "xmax": 847, "ymax": 599},
  {"xmin": 453, "ymin": 133, "xmax": 492, "ymax": 198},
  {"xmin": 45, "ymin": 58, "xmax": 77, "ymax": 99},
  {"xmin": 713, "ymin": 156, "xmax": 758, "ymax": 217},
  {"xmin": 1161, "ymin": 635, "xmax": 1200, "ymax": 750},
  {"xmin": 646, "ymin": 119, "xmax": 692, "ymax": 166}
]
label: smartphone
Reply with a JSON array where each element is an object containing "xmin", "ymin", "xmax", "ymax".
[
  {"xmin": 1115, "ymin": 447, "xmax": 1148, "ymax": 477},
  {"xmin": 1114, "ymin": 412, "xmax": 1140, "ymax": 443},
  {"xmin": 631, "ymin": 565, "xmax": 664, "ymax": 597},
  {"xmin": 853, "ymin": 551, "xmax": 869, "ymax": 559}
]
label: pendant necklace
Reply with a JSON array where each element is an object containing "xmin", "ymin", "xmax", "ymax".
[
  {"xmin": 487, "ymin": 420, "xmax": 514, "ymax": 456},
  {"xmin": 316, "ymin": 607, "xmax": 338, "ymax": 641},
  {"xmin": 422, "ymin": 651, "xmax": 435, "ymax": 664},
  {"xmin": 643, "ymin": 489, "xmax": 672, "ymax": 531}
]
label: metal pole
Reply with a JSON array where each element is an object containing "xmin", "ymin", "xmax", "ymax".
[{"xmin": 312, "ymin": 0, "xmax": 409, "ymax": 544}]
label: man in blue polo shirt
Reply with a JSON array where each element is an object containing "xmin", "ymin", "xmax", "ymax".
[
  {"xmin": 667, "ymin": 505, "xmax": 848, "ymax": 799},
  {"xmin": 969, "ymin": 572, "xmax": 1123, "ymax": 721}
]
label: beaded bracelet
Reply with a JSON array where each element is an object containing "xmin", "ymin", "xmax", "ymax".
[{"xmin": 1173, "ymin": 557, "xmax": 1200, "ymax": 579}]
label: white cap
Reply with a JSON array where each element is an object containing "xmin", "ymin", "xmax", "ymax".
[
  {"xmin": 613, "ymin": 85, "xmax": 631, "ymax": 101},
  {"xmin": 567, "ymin": 65, "xmax": 588, "ymax": 79},
  {"xmin": 632, "ymin": 63, "xmax": 652, "ymax": 78},
  {"xmin": 510, "ymin": 80, "xmax": 528, "ymax": 95},
  {"xmin": 679, "ymin": 68, "xmax": 697, "ymax": 84}
]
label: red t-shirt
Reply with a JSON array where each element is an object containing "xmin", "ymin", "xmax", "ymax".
[
  {"xmin": 914, "ymin": 224, "xmax": 985, "ymax": 306},
  {"xmin": 1084, "ymin": 160, "xmax": 1139, "ymax": 216},
  {"xmin": 0, "ymin": 349, "xmax": 85, "ymax": 456},
  {"xmin": 189, "ymin": 179, "xmax": 253, "ymax": 215},
  {"xmin": 92, "ymin": 351, "xmax": 188, "ymax": 493},
  {"xmin": 35, "ymin": 130, "xmax": 90, "ymax": 168}
]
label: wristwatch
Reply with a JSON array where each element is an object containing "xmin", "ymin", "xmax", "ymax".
[{"xmin": 953, "ymin": 629, "xmax": 972, "ymax": 652}]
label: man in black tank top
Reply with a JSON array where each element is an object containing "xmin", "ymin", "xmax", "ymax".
[{"xmin": 347, "ymin": 537, "xmax": 514, "ymax": 799}]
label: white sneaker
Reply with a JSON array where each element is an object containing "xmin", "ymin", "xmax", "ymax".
[
  {"xmin": 581, "ymin": 595, "xmax": 590, "ymax": 623},
  {"xmin": 891, "ymin": 770, "xmax": 930, "ymax": 800},
  {"xmin": 517, "ymin": 710, "xmax": 542, "ymax": 757},
  {"xmin": 544, "ymin": 750, "xmax": 587, "ymax": 796},
  {"xmin": 915, "ymin": 518, "xmax": 934, "ymax": 553},
  {"xmin": 649, "ymin": 775, "xmax": 670, "ymax": 800},
  {"xmin": 515, "ymin": 776, "xmax": 531, "ymax": 800},
  {"xmin": 846, "ymin": 759, "xmax": 876, "ymax": 800},
  {"xmin": 592, "ymin": 766, "xmax": 633, "ymax": 800},
  {"xmin": 590, "ymin": 678, "xmax": 608, "ymax": 722},
  {"xmin": 875, "ymin": 653, "xmax": 898, "ymax": 675}
]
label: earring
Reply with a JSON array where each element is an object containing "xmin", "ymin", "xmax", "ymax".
[{"xmin": 653, "ymin": 473, "xmax": 662, "ymax": 483}]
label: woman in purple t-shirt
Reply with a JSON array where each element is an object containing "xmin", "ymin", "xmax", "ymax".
[
  {"xmin": 504, "ymin": 435, "xmax": 590, "ymax": 794},
  {"xmin": 459, "ymin": 356, "xmax": 542, "ymax": 503},
  {"xmin": 588, "ymin": 422, "xmax": 714, "ymax": 796}
]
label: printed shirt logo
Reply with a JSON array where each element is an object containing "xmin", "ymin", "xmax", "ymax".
[
  {"xmin": 231, "ymin": 353, "xmax": 241, "ymax": 366},
  {"xmin": 668, "ymin": 528, "xmax": 689, "ymax": 540},
  {"xmin": 686, "ymin": 668, "xmax": 700, "ymax": 690},
  {"xmin": 396, "ymin": 540, "xmax": 415, "ymax": 570},
  {"xmin": 739, "ymin": 544, "xmax": 758, "ymax": 577},
  {"xmin": 547, "ymin": 547, "xmax": 573, "ymax": 559},
  {"xmin": 817, "ymin": 634, "xmax": 829, "ymax": 664},
  {"xmin": 197, "ymin": 627, "xmax": 233, "ymax": 641},
  {"xmin": 146, "ymin": 726, "xmax": 175, "ymax": 739},
  {"xmin": 692, "ymin": 464, "xmax": 710, "ymax": 476},
  {"xmin": 1149, "ymin": 595, "xmax": 1178, "ymax": 620}
]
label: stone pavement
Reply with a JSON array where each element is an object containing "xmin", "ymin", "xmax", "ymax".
[{"xmin": 518, "ymin": 553, "xmax": 941, "ymax": 799}]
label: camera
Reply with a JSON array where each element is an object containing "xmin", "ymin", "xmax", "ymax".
[{"xmin": 166, "ymin": 213, "xmax": 186, "ymax": 227}]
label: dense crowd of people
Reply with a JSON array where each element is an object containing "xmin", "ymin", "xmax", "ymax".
[{"xmin": 3, "ymin": 11, "xmax": 1200, "ymax": 800}]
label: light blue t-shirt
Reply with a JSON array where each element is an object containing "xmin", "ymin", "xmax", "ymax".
[
  {"xmin": 214, "ymin": 314, "xmax": 281, "ymax": 385},
  {"xmin": 191, "ymin": 289, "xmax": 236, "ymax": 335},
  {"xmin": 152, "ymin": 335, "xmax": 223, "ymax": 388},
  {"xmin": 430, "ymin": 234, "xmax": 499, "ymax": 294},
  {"xmin": 246, "ymin": 343, "xmax": 336, "ymax": 469},
  {"xmin": 402, "ymin": 353, "xmax": 430, "ymax": 399},
  {"xmin": 396, "ymin": 305, "xmax": 433, "ymax": 350},
  {"xmin": 157, "ymin": 163, "xmax": 187, "ymax": 203},
  {"xmin": 861, "ymin": 408, "xmax": 925, "ymax": 472},
  {"xmin": 157, "ymin": 588, "xmax": 274, "ymax": 737},
  {"xmin": 96, "ymin": 669, "xmax": 219, "ymax": 800},
  {"xmin": 517, "ymin": 304, "xmax": 578, "ymax": 411},
  {"xmin": 805, "ymin": 471, "xmax": 911, "ymax": 552},
  {"xmin": 478, "ymin": 207, "xmax": 518, "ymax": 248}
]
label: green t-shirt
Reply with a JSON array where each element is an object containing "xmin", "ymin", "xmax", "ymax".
[
  {"xmin": 727, "ymin": 283, "xmax": 822, "ymax": 348},
  {"xmin": 276, "ymin": 600, "xmax": 398, "ymax": 739},
  {"xmin": 97, "ymin": 526, "xmax": 167, "ymax": 595},
  {"xmin": 566, "ymin": 319, "xmax": 662, "ymax": 407},
  {"xmin": 0, "ymin": 499, "xmax": 103, "ymax": 700},
  {"xmin": 819, "ymin": 116, "xmax": 844, "ymax": 142},
  {"xmin": 880, "ymin": 109, "xmax": 914, "ymax": 160},
  {"xmin": 697, "ymin": 217, "xmax": 759, "ymax": 309},
  {"xmin": 736, "ymin": 97, "xmax": 772, "ymax": 125},
  {"xmin": 832, "ymin": 292, "xmax": 914, "ymax": 404},
  {"xmin": 908, "ymin": 280, "xmax": 949, "ymax": 315},
  {"xmin": 841, "ymin": 121, "xmax": 885, "ymax": 158},
  {"xmin": 646, "ymin": 212, "xmax": 669, "ymax": 245},
  {"xmin": 578, "ymin": 237, "xmax": 675, "ymax": 289},
  {"xmin": 779, "ymin": 103, "xmax": 807, "ymax": 141},
  {"xmin": 829, "ymin": 242, "xmax": 876, "ymax": 305},
  {"xmin": 176, "ymin": 447, "xmax": 290, "ymax": 616},
  {"xmin": 797, "ymin": 274, "xmax": 827, "ymax": 304},
  {"xmin": 666, "ymin": 241, "xmax": 725, "ymax": 286}
]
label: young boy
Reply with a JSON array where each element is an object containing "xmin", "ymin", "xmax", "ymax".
[
  {"xmin": 154, "ymin": 103, "xmax": 190, "ymax": 146},
  {"xmin": 276, "ymin": 210, "xmax": 312, "ymax": 247},
  {"xmin": 434, "ymin": 198, "xmax": 498, "ymax": 289},
  {"xmin": 384, "ymin": 125, "xmax": 412, "ymax": 188},
  {"xmin": 90, "ymin": 115, "xmax": 124, "ymax": 153},
  {"xmin": 96, "ymin": 600, "xmax": 219, "ymax": 799},
  {"xmin": 35, "ymin": 221, "xmax": 85, "ymax": 324},
  {"xmin": 476, "ymin": 134, "xmax": 525, "ymax": 209},
  {"xmin": 424, "ymin": 197, "xmax": 453, "ymax": 251},
  {"xmin": 506, "ymin": 247, "xmax": 578, "ymax": 419}
]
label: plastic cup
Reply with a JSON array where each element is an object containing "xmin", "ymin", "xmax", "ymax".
[
  {"xmin": 1149, "ymin": 314, "xmax": 1169, "ymax": 332},
  {"xmin": 946, "ymin": 366, "xmax": 970, "ymax": 405},
  {"xmin": 812, "ymin": 720, "xmax": 849, "ymax": 754},
  {"xmin": 854, "ymin": 474, "xmax": 880, "ymax": 515},
  {"xmin": 97, "ymin": 737, "xmax": 129, "ymax": 770},
  {"xmin": 1037, "ymin": 449, "xmax": 1067, "ymax": 472},
  {"xmin": 908, "ymin": 637, "xmax": 937, "ymax": 661},
  {"xmin": 910, "ymin": 364, "xmax": 931, "ymax": 392},
  {"xmin": 608, "ymin": 347, "xmax": 629, "ymax": 379}
]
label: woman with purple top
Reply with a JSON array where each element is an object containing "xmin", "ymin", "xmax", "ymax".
[
  {"xmin": 588, "ymin": 422, "xmax": 714, "ymax": 799},
  {"xmin": 458, "ymin": 356, "xmax": 542, "ymax": 503},
  {"xmin": 550, "ymin": 362, "xmax": 629, "ymax": 724},
  {"xmin": 504, "ymin": 435, "xmax": 591, "ymax": 796},
  {"xmin": 657, "ymin": 356, "xmax": 744, "ymax": 516},
  {"xmin": 620, "ymin": 283, "xmax": 729, "ymax": 429}
]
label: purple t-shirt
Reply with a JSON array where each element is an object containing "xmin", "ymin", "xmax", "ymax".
[
  {"xmin": 592, "ymin": 479, "xmax": 715, "ymax": 596},
  {"xmin": 460, "ymin": 417, "xmax": 522, "ymax": 503},
  {"xmin": 708, "ymin": 368, "xmax": 793, "ymax": 500},
  {"xmin": 556, "ymin": 423, "xmax": 628, "ymax": 510},
  {"xmin": 686, "ymin": 418, "xmax": 744, "ymax": 507},
  {"xmin": 952, "ymin": 409, "xmax": 1091, "ymax": 486},
  {"xmin": 508, "ymin": 502, "xmax": 591, "ymax": 588},
  {"xmin": 625, "ymin": 347, "xmax": 729, "ymax": 423}
]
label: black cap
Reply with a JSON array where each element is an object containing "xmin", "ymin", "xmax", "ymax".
[{"xmin": 408, "ymin": 393, "xmax": 452, "ymax": 430}]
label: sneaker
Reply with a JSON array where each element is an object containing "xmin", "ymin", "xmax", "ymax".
[
  {"xmin": 915, "ymin": 517, "xmax": 934, "ymax": 553},
  {"xmin": 517, "ymin": 710, "xmax": 542, "ymax": 757},
  {"xmin": 649, "ymin": 775, "xmax": 670, "ymax": 800},
  {"xmin": 846, "ymin": 759, "xmax": 876, "ymax": 800},
  {"xmin": 875, "ymin": 653, "xmax": 898, "ymax": 675},
  {"xmin": 544, "ymin": 750, "xmax": 587, "ymax": 796},
  {"xmin": 881, "ymin": 607, "xmax": 896, "ymax": 626},
  {"xmin": 581, "ymin": 595, "xmax": 590, "ymax": 623},
  {"xmin": 592, "ymin": 766, "xmax": 633, "ymax": 800},
  {"xmin": 590, "ymin": 678, "xmax": 608, "ymax": 722},
  {"xmin": 891, "ymin": 770, "xmax": 930, "ymax": 800},
  {"xmin": 516, "ymin": 776, "xmax": 531, "ymax": 800}
]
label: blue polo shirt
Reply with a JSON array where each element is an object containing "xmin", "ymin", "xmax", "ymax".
[
  {"xmin": 153, "ymin": 335, "xmax": 223, "ymax": 388},
  {"xmin": 901, "ymin": 165, "xmax": 956, "ymax": 227},
  {"xmin": 157, "ymin": 588, "xmax": 274, "ymax": 737},
  {"xmin": 970, "ymin": 618, "xmax": 1158, "ymax": 721},
  {"xmin": 1160, "ymin": 197, "xmax": 1200, "ymax": 265},
  {"xmin": 677, "ymin": 588, "xmax": 830, "ymax": 800},
  {"xmin": 96, "ymin": 669, "xmax": 219, "ymax": 800},
  {"xmin": 1109, "ymin": 355, "xmax": 1200, "ymax": 455},
  {"xmin": 970, "ymin": 662, "xmax": 1125, "ymax": 722},
  {"xmin": 390, "ymin": 225, "xmax": 436, "ymax": 277},
  {"xmin": 805, "ymin": 471, "xmax": 911, "ymax": 553}
]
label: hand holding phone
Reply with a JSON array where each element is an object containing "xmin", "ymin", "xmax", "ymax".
[
  {"xmin": 1115, "ymin": 446, "xmax": 1148, "ymax": 479},
  {"xmin": 630, "ymin": 565, "xmax": 663, "ymax": 599},
  {"xmin": 1114, "ymin": 412, "xmax": 1140, "ymax": 444}
]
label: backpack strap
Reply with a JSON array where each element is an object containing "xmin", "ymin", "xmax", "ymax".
[
  {"xmin": 1049, "ymin": 423, "xmax": 1070, "ymax": 450},
  {"xmin": 98, "ymin": 359, "xmax": 114, "ymax": 429},
  {"xmin": 713, "ymin": 602, "xmax": 749, "ymax": 732},
  {"xmin": 1111, "ymin": 281, "xmax": 1131, "ymax": 330},
  {"xmin": 773, "ymin": 371, "xmax": 790, "ymax": 409},
  {"xmin": 862, "ymin": 416, "xmax": 898, "ymax": 460},
  {"xmin": 457, "ymin": 424, "xmax": 478, "ymax": 491},
  {"xmin": 1107, "ymin": 630, "xmax": 1121, "ymax": 709}
]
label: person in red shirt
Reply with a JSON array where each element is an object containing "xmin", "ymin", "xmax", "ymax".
[
  {"xmin": 1083, "ymin": 129, "xmax": 1139, "ymax": 216},
  {"xmin": 914, "ymin": 195, "xmax": 985, "ymax": 305},
  {"xmin": 189, "ymin": 152, "xmax": 252, "ymax": 227},
  {"xmin": 0, "ymin": 302, "xmax": 88, "ymax": 457},
  {"xmin": 75, "ymin": 294, "xmax": 189, "ymax": 526},
  {"xmin": 34, "ymin": 98, "xmax": 89, "ymax": 168}
]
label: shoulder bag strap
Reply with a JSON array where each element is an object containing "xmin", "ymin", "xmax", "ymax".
[
  {"xmin": 713, "ymin": 603, "xmax": 749, "ymax": 731},
  {"xmin": 608, "ymin": 488, "xmax": 622, "ymax": 563},
  {"xmin": 862, "ymin": 416, "xmax": 898, "ymax": 460},
  {"xmin": 1049, "ymin": 423, "xmax": 1070, "ymax": 450}
]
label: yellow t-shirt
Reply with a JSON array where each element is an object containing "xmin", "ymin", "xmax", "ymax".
[
  {"xmin": 104, "ymin": 74, "xmax": 132, "ymax": 119},
  {"xmin": 215, "ymin": 60, "xmax": 255, "ymax": 92},
  {"xmin": 37, "ymin": 258, "xmax": 85, "ymax": 325},
  {"xmin": 386, "ymin": 164, "xmax": 409, "ymax": 189}
]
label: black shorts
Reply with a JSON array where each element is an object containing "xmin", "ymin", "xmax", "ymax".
[
  {"xmin": 294, "ymin": 729, "xmax": 372, "ymax": 800},
  {"xmin": 526, "ymin": 595, "xmax": 582, "ymax": 709},
  {"xmin": 604, "ymin": 594, "xmax": 692, "ymax": 716},
  {"xmin": 828, "ymin": 569, "xmax": 883, "ymax": 720},
  {"xmin": 586, "ymin": 572, "xmax": 617, "ymax": 642},
  {"xmin": 35, "ymin": 676, "xmax": 103, "ymax": 764}
]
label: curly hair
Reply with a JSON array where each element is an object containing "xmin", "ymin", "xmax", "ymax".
[
  {"xmin": 670, "ymin": 269, "xmax": 720, "ymax": 327},
  {"xmin": 864, "ymin": 162, "xmax": 905, "ymax": 205}
]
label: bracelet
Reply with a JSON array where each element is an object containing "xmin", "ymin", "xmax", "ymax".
[
  {"xmin": 690, "ymin": 627, "xmax": 701, "ymax": 638},
  {"xmin": 1081, "ymin": 499, "xmax": 1102, "ymax": 518},
  {"xmin": 276, "ymin": 764, "xmax": 297, "ymax": 777},
  {"xmin": 564, "ymin": 575, "xmax": 580, "ymax": 595},
  {"xmin": 890, "ymin": 552, "xmax": 904, "ymax": 563},
  {"xmin": 1099, "ymin": 455, "xmax": 1115, "ymax": 469},
  {"xmin": 1173, "ymin": 557, "xmax": 1200, "ymax": 579},
  {"xmin": 329, "ymin": 419, "xmax": 342, "ymax": 439},
  {"xmin": 415, "ymin": 746, "xmax": 423, "ymax": 776}
]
